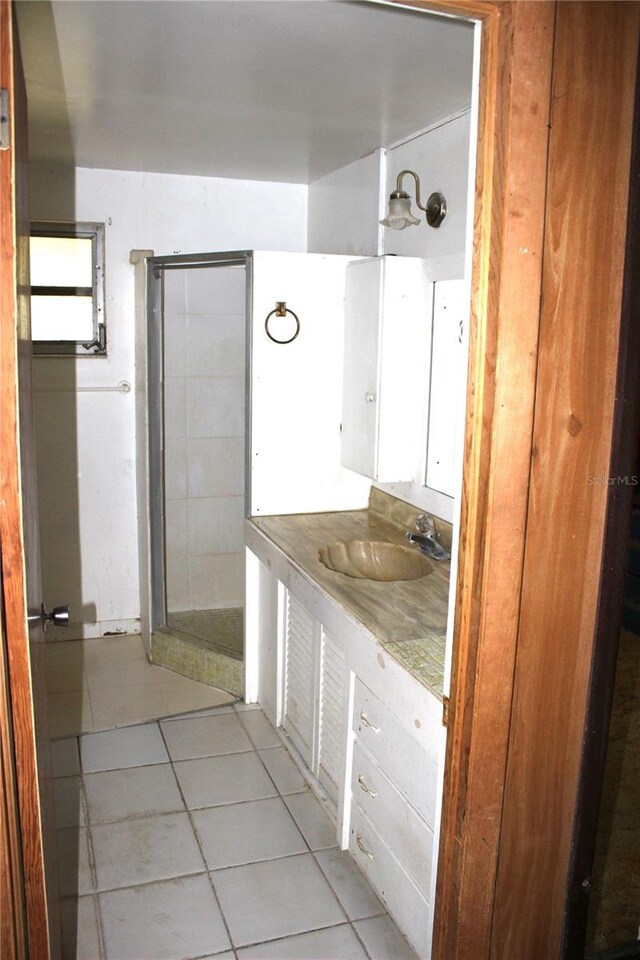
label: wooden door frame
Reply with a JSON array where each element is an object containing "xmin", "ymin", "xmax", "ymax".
[
  {"xmin": 2, "ymin": 0, "xmax": 637, "ymax": 957},
  {"xmin": 392, "ymin": 1, "xmax": 639, "ymax": 958},
  {"xmin": 1, "ymin": 0, "xmax": 53, "ymax": 955},
  {"xmin": 563, "ymin": 36, "xmax": 640, "ymax": 960}
]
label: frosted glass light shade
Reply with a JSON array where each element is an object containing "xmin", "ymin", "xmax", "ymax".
[{"xmin": 379, "ymin": 192, "xmax": 421, "ymax": 230}]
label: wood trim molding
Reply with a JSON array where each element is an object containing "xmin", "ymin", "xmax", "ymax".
[
  {"xmin": 430, "ymin": 3, "xmax": 556, "ymax": 958},
  {"xmin": 0, "ymin": 1, "xmax": 51, "ymax": 955},
  {"xmin": 563, "ymin": 36, "xmax": 640, "ymax": 959},
  {"xmin": 492, "ymin": 5, "xmax": 640, "ymax": 958}
]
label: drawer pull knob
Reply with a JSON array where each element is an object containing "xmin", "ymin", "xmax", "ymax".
[
  {"xmin": 358, "ymin": 774, "xmax": 378, "ymax": 799},
  {"xmin": 356, "ymin": 833, "xmax": 376, "ymax": 862},
  {"xmin": 359, "ymin": 712, "xmax": 380, "ymax": 733}
]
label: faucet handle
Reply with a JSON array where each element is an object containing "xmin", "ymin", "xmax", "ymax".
[{"xmin": 415, "ymin": 513, "xmax": 437, "ymax": 537}]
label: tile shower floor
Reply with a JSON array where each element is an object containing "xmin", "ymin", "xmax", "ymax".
[
  {"xmin": 50, "ymin": 649, "xmax": 418, "ymax": 960},
  {"xmin": 167, "ymin": 608, "xmax": 244, "ymax": 661}
]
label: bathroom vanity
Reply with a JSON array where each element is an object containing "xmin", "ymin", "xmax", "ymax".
[
  {"xmin": 241, "ymin": 251, "xmax": 469, "ymax": 958},
  {"xmin": 245, "ymin": 489, "xmax": 451, "ymax": 958}
]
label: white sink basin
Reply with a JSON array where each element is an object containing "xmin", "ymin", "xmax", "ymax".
[{"xmin": 318, "ymin": 540, "xmax": 432, "ymax": 582}]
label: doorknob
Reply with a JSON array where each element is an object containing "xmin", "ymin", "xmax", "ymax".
[{"xmin": 40, "ymin": 603, "xmax": 70, "ymax": 629}]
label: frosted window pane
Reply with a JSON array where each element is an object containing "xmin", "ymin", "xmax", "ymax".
[
  {"xmin": 30, "ymin": 236, "xmax": 92, "ymax": 287},
  {"xmin": 31, "ymin": 296, "xmax": 93, "ymax": 341}
]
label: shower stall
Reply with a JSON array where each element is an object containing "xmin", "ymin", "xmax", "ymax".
[
  {"xmin": 143, "ymin": 251, "xmax": 251, "ymax": 696},
  {"xmin": 135, "ymin": 247, "xmax": 371, "ymax": 701}
]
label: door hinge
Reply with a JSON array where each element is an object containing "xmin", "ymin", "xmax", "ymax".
[
  {"xmin": 442, "ymin": 695, "xmax": 450, "ymax": 727},
  {"xmin": 0, "ymin": 89, "xmax": 10, "ymax": 151}
]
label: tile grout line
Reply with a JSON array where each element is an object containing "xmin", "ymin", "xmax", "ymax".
[
  {"xmin": 76, "ymin": 745, "xmax": 108, "ymax": 960},
  {"xmin": 156, "ymin": 718, "xmax": 239, "ymax": 959},
  {"xmin": 58, "ymin": 697, "xmax": 403, "ymax": 959},
  {"xmin": 160, "ymin": 708, "xmax": 358, "ymax": 955}
]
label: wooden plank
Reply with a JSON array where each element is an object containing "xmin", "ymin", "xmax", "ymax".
[
  {"xmin": 429, "ymin": 3, "xmax": 555, "ymax": 958},
  {"xmin": 491, "ymin": 4, "xmax": 640, "ymax": 959},
  {"xmin": 0, "ymin": 0, "xmax": 57, "ymax": 955},
  {"xmin": 0, "ymin": 587, "xmax": 27, "ymax": 960},
  {"xmin": 563, "ymin": 38, "xmax": 640, "ymax": 960}
]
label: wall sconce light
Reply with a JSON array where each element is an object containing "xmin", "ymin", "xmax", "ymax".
[{"xmin": 380, "ymin": 169, "xmax": 447, "ymax": 230}]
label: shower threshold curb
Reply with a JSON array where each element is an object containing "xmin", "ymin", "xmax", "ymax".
[{"xmin": 151, "ymin": 625, "xmax": 244, "ymax": 698}]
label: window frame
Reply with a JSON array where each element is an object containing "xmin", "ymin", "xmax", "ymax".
[{"xmin": 30, "ymin": 220, "xmax": 107, "ymax": 356}]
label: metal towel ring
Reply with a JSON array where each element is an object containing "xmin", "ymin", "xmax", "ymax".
[{"xmin": 265, "ymin": 301, "xmax": 300, "ymax": 344}]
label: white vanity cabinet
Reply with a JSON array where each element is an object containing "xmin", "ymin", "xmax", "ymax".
[
  {"xmin": 245, "ymin": 527, "xmax": 446, "ymax": 959},
  {"xmin": 341, "ymin": 256, "xmax": 433, "ymax": 483},
  {"xmin": 281, "ymin": 590, "xmax": 348, "ymax": 810},
  {"xmin": 425, "ymin": 279, "xmax": 469, "ymax": 497},
  {"xmin": 349, "ymin": 679, "xmax": 437, "ymax": 959},
  {"xmin": 279, "ymin": 584, "xmax": 441, "ymax": 958}
]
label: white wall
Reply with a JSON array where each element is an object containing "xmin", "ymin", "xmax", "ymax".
[
  {"xmin": 163, "ymin": 266, "xmax": 246, "ymax": 613},
  {"xmin": 250, "ymin": 251, "xmax": 370, "ymax": 517},
  {"xmin": 383, "ymin": 111, "xmax": 471, "ymax": 278},
  {"xmin": 31, "ymin": 163, "xmax": 307, "ymax": 638},
  {"xmin": 307, "ymin": 150, "xmax": 383, "ymax": 257}
]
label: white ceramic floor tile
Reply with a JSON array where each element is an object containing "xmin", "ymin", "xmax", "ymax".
[
  {"xmin": 170, "ymin": 704, "xmax": 236, "ymax": 721},
  {"xmin": 84, "ymin": 656, "xmax": 167, "ymax": 691},
  {"xmin": 236, "ymin": 709, "xmax": 281, "ymax": 749},
  {"xmin": 90, "ymin": 683, "xmax": 169, "ymax": 730},
  {"xmin": 60, "ymin": 895, "xmax": 102, "ymax": 960},
  {"xmin": 45, "ymin": 641, "xmax": 84, "ymax": 665},
  {"xmin": 81, "ymin": 635, "xmax": 146, "ymax": 663},
  {"xmin": 160, "ymin": 678, "xmax": 236, "ymax": 716},
  {"xmin": 48, "ymin": 691, "xmax": 95, "ymax": 737},
  {"xmin": 56, "ymin": 827, "xmax": 95, "ymax": 897},
  {"xmin": 46, "ymin": 658, "xmax": 86, "ymax": 693},
  {"xmin": 161, "ymin": 712, "xmax": 253, "ymax": 761},
  {"xmin": 51, "ymin": 738, "xmax": 81, "ymax": 778},
  {"xmin": 258, "ymin": 747, "xmax": 308, "ymax": 795},
  {"xmin": 92, "ymin": 812, "xmax": 205, "ymax": 891},
  {"xmin": 237, "ymin": 924, "xmax": 368, "ymax": 960},
  {"xmin": 233, "ymin": 702, "xmax": 262, "ymax": 712},
  {"xmin": 284, "ymin": 792, "xmax": 338, "ymax": 851},
  {"xmin": 192, "ymin": 797, "xmax": 307, "ymax": 870},
  {"xmin": 84, "ymin": 764, "xmax": 184, "ymax": 823},
  {"xmin": 174, "ymin": 752, "xmax": 277, "ymax": 810},
  {"xmin": 100, "ymin": 874, "xmax": 230, "ymax": 960},
  {"xmin": 54, "ymin": 776, "xmax": 86, "ymax": 828},
  {"xmin": 211, "ymin": 853, "xmax": 345, "ymax": 947},
  {"xmin": 314, "ymin": 849, "xmax": 385, "ymax": 921},
  {"xmin": 80, "ymin": 723, "xmax": 168, "ymax": 773},
  {"xmin": 353, "ymin": 916, "xmax": 419, "ymax": 960}
]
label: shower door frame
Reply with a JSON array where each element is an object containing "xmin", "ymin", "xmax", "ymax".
[{"xmin": 144, "ymin": 250, "xmax": 253, "ymax": 636}]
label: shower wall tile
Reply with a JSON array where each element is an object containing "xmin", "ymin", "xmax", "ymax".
[
  {"xmin": 187, "ymin": 497, "xmax": 244, "ymax": 557},
  {"xmin": 165, "ymin": 499, "xmax": 188, "ymax": 559},
  {"xmin": 187, "ymin": 266, "xmax": 245, "ymax": 316},
  {"xmin": 164, "ymin": 314, "xmax": 188, "ymax": 377},
  {"xmin": 187, "ymin": 314, "xmax": 245, "ymax": 378},
  {"xmin": 189, "ymin": 553, "xmax": 245, "ymax": 610},
  {"xmin": 166, "ymin": 552, "xmax": 190, "ymax": 613},
  {"xmin": 164, "ymin": 267, "xmax": 246, "ymax": 612},
  {"xmin": 165, "ymin": 440, "xmax": 187, "ymax": 500},
  {"xmin": 187, "ymin": 377, "xmax": 245, "ymax": 439},
  {"xmin": 164, "ymin": 271, "xmax": 187, "ymax": 314},
  {"xmin": 187, "ymin": 438, "xmax": 244, "ymax": 498},
  {"xmin": 164, "ymin": 377, "xmax": 187, "ymax": 439}
]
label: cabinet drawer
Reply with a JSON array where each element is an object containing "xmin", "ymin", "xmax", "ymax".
[
  {"xmin": 353, "ymin": 679, "xmax": 438, "ymax": 824},
  {"xmin": 349, "ymin": 804, "xmax": 431, "ymax": 959},
  {"xmin": 351, "ymin": 742, "xmax": 433, "ymax": 895}
]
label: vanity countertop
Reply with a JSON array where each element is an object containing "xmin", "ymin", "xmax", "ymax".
[{"xmin": 250, "ymin": 494, "xmax": 450, "ymax": 699}]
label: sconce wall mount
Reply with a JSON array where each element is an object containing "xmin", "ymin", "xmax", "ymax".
[{"xmin": 380, "ymin": 169, "xmax": 447, "ymax": 230}]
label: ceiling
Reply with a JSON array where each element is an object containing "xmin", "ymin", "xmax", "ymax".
[{"xmin": 16, "ymin": 0, "xmax": 474, "ymax": 185}]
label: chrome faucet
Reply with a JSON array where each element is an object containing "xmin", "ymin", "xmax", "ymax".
[{"xmin": 406, "ymin": 513, "xmax": 451, "ymax": 561}]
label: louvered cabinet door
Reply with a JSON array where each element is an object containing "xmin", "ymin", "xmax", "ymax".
[
  {"xmin": 282, "ymin": 592, "xmax": 319, "ymax": 765},
  {"xmin": 318, "ymin": 629, "xmax": 347, "ymax": 804}
]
